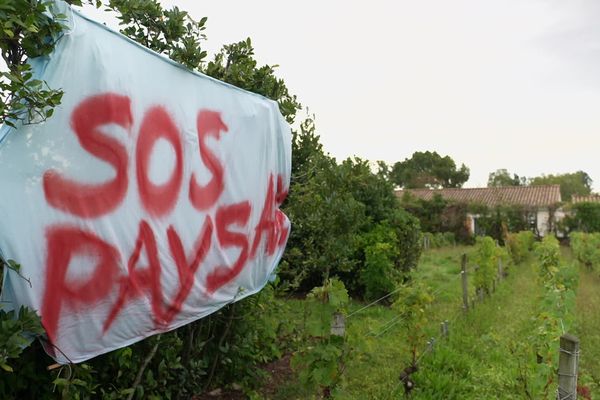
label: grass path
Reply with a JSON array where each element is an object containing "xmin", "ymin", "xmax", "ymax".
[
  {"xmin": 335, "ymin": 247, "xmax": 474, "ymax": 399},
  {"xmin": 335, "ymin": 251, "xmax": 543, "ymax": 399},
  {"xmin": 411, "ymin": 258, "xmax": 543, "ymax": 399},
  {"xmin": 268, "ymin": 248, "xmax": 570, "ymax": 399}
]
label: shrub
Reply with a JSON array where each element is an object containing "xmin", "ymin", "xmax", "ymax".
[
  {"xmin": 0, "ymin": 306, "xmax": 45, "ymax": 373},
  {"xmin": 564, "ymin": 202, "xmax": 600, "ymax": 233},
  {"xmin": 291, "ymin": 278, "xmax": 350, "ymax": 397},
  {"xmin": 281, "ymin": 145, "xmax": 422, "ymax": 296},
  {"xmin": 441, "ymin": 232, "xmax": 456, "ymax": 246},
  {"xmin": 361, "ymin": 242, "xmax": 399, "ymax": 301},
  {"xmin": 570, "ymin": 232, "xmax": 600, "ymax": 270},
  {"xmin": 520, "ymin": 231, "xmax": 536, "ymax": 250},
  {"xmin": 472, "ymin": 236, "xmax": 497, "ymax": 293},
  {"xmin": 518, "ymin": 234, "xmax": 578, "ymax": 399},
  {"xmin": 389, "ymin": 208, "xmax": 422, "ymax": 274},
  {"xmin": 505, "ymin": 231, "xmax": 535, "ymax": 264},
  {"xmin": 495, "ymin": 245, "xmax": 511, "ymax": 276},
  {"xmin": 505, "ymin": 233, "xmax": 521, "ymax": 264},
  {"xmin": 392, "ymin": 281, "xmax": 434, "ymax": 365},
  {"xmin": 422, "ymin": 232, "xmax": 456, "ymax": 249},
  {"xmin": 357, "ymin": 216, "xmax": 421, "ymax": 300},
  {"xmin": 400, "ymin": 194, "xmax": 471, "ymax": 244},
  {"xmin": 534, "ymin": 235, "xmax": 561, "ymax": 281}
]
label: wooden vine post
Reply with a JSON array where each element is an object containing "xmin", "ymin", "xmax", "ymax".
[
  {"xmin": 461, "ymin": 254, "xmax": 469, "ymax": 312},
  {"xmin": 557, "ymin": 334, "xmax": 579, "ymax": 400},
  {"xmin": 440, "ymin": 320, "xmax": 449, "ymax": 339},
  {"xmin": 331, "ymin": 312, "xmax": 346, "ymax": 337}
]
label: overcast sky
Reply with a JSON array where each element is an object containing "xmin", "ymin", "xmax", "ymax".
[{"xmin": 81, "ymin": 0, "xmax": 600, "ymax": 190}]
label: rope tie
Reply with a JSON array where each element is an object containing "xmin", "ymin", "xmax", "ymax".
[
  {"xmin": 556, "ymin": 388, "xmax": 576, "ymax": 400},
  {"xmin": 347, "ymin": 287, "xmax": 403, "ymax": 318},
  {"xmin": 557, "ymin": 372, "xmax": 577, "ymax": 377},
  {"xmin": 559, "ymin": 348, "xmax": 579, "ymax": 356}
]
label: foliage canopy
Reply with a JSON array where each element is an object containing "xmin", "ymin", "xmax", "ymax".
[
  {"xmin": 487, "ymin": 168, "xmax": 526, "ymax": 187},
  {"xmin": 390, "ymin": 151, "xmax": 470, "ymax": 189},
  {"xmin": 529, "ymin": 170, "xmax": 592, "ymax": 202}
]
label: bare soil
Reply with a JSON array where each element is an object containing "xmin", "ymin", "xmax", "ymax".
[{"xmin": 193, "ymin": 353, "xmax": 295, "ymax": 400}]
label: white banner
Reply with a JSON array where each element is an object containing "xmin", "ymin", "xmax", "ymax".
[{"xmin": 0, "ymin": 2, "xmax": 291, "ymax": 364}]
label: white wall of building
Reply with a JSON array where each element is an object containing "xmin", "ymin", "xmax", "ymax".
[{"xmin": 536, "ymin": 209, "xmax": 550, "ymax": 236}]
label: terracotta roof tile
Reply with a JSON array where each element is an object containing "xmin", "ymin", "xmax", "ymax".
[
  {"xmin": 396, "ymin": 185, "xmax": 561, "ymax": 208},
  {"xmin": 572, "ymin": 194, "xmax": 600, "ymax": 204}
]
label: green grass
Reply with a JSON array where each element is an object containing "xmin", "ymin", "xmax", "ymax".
[
  {"xmin": 266, "ymin": 245, "xmax": 596, "ymax": 399},
  {"xmin": 333, "ymin": 248, "xmax": 543, "ymax": 399},
  {"xmin": 411, "ymin": 256, "xmax": 543, "ymax": 399}
]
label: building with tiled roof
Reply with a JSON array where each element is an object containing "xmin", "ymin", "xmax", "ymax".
[
  {"xmin": 396, "ymin": 185, "xmax": 563, "ymax": 237},
  {"xmin": 571, "ymin": 194, "xmax": 600, "ymax": 204},
  {"xmin": 396, "ymin": 185, "xmax": 561, "ymax": 208}
]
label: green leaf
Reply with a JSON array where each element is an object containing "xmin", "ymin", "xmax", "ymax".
[
  {"xmin": 0, "ymin": 363, "xmax": 14, "ymax": 372},
  {"xmin": 7, "ymin": 259, "xmax": 20, "ymax": 272},
  {"xmin": 52, "ymin": 378, "xmax": 70, "ymax": 386}
]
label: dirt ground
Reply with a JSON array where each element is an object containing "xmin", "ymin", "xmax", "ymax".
[{"xmin": 193, "ymin": 354, "xmax": 294, "ymax": 400}]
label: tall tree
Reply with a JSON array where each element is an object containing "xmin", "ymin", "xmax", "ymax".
[
  {"xmin": 390, "ymin": 151, "xmax": 469, "ymax": 189},
  {"xmin": 487, "ymin": 169, "xmax": 526, "ymax": 187},
  {"xmin": 529, "ymin": 171, "xmax": 592, "ymax": 202},
  {"xmin": 204, "ymin": 38, "xmax": 300, "ymax": 124}
]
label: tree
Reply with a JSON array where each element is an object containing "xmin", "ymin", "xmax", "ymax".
[
  {"xmin": 290, "ymin": 115, "xmax": 323, "ymax": 181},
  {"xmin": 0, "ymin": 0, "xmax": 85, "ymax": 127},
  {"xmin": 390, "ymin": 151, "xmax": 469, "ymax": 189},
  {"xmin": 487, "ymin": 169, "xmax": 526, "ymax": 187},
  {"xmin": 109, "ymin": 0, "xmax": 208, "ymax": 69},
  {"xmin": 280, "ymin": 119, "xmax": 422, "ymax": 295},
  {"xmin": 529, "ymin": 171, "xmax": 592, "ymax": 202},
  {"xmin": 281, "ymin": 120, "xmax": 378, "ymax": 291},
  {"xmin": 280, "ymin": 150, "xmax": 368, "ymax": 291},
  {"xmin": 204, "ymin": 38, "xmax": 300, "ymax": 124},
  {"xmin": 338, "ymin": 157, "xmax": 398, "ymax": 224},
  {"xmin": 400, "ymin": 193, "xmax": 447, "ymax": 233},
  {"xmin": 563, "ymin": 202, "xmax": 600, "ymax": 233}
]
